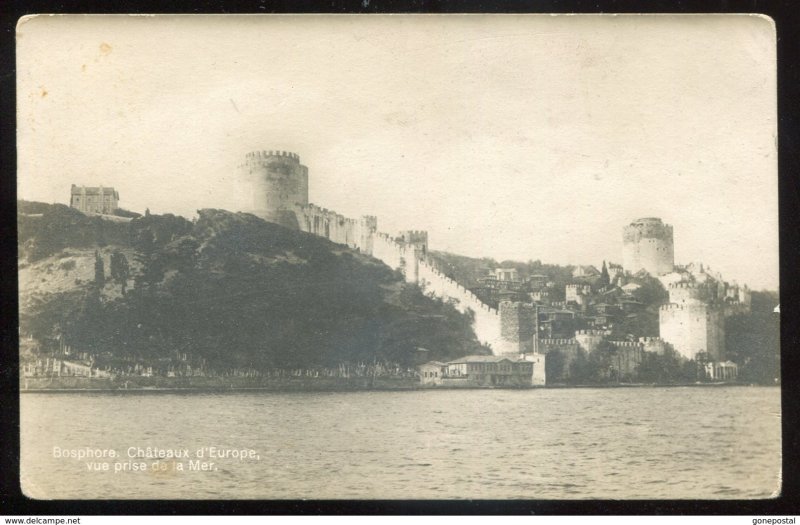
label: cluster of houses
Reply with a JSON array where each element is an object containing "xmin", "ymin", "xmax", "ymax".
[{"xmin": 473, "ymin": 263, "xmax": 648, "ymax": 339}]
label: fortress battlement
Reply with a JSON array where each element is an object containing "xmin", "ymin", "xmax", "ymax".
[
  {"xmin": 499, "ymin": 301, "xmax": 532, "ymax": 307},
  {"xmin": 611, "ymin": 341, "xmax": 642, "ymax": 348},
  {"xmin": 245, "ymin": 150, "xmax": 300, "ymax": 162},
  {"xmin": 622, "ymin": 216, "xmax": 675, "ymax": 276},
  {"xmin": 238, "ymin": 149, "xmax": 499, "ymax": 354},
  {"xmin": 661, "ymin": 301, "xmax": 717, "ymax": 311},
  {"xmin": 660, "ymin": 303, "xmax": 682, "ymax": 311},
  {"xmin": 540, "ymin": 338, "xmax": 578, "ymax": 345},
  {"xmin": 240, "ymin": 149, "xmax": 308, "ymax": 227},
  {"xmin": 233, "ymin": 149, "xmax": 738, "ymax": 369},
  {"xmin": 623, "ymin": 218, "xmax": 673, "ymax": 242},
  {"xmin": 660, "ymin": 303, "xmax": 699, "ymax": 312},
  {"xmin": 575, "ymin": 329, "xmax": 611, "ymax": 336},
  {"xmin": 301, "ymin": 203, "xmax": 356, "ymax": 222},
  {"xmin": 669, "ymin": 282, "xmax": 699, "ymax": 290}
]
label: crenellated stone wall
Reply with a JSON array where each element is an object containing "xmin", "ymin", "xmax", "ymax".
[
  {"xmin": 294, "ymin": 203, "xmax": 377, "ymax": 253},
  {"xmin": 659, "ymin": 303, "xmax": 725, "ymax": 360},
  {"xmin": 416, "ymin": 256, "xmax": 502, "ymax": 351},
  {"xmin": 574, "ymin": 329, "xmax": 611, "ymax": 354},
  {"xmin": 639, "ymin": 336, "xmax": 667, "ymax": 356},
  {"xmin": 608, "ymin": 341, "xmax": 645, "ymax": 377},
  {"xmin": 538, "ymin": 338, "xmax": 580, "ymax": 381},
  {"xmin": 369, "ymin": 230, "xmax": 504, "ymax": 351},
  {"xmin": 668, "ymin": 281, "xmax": 713, "ymax": 305},
  {"xmin": 235, "ymin": 150, "xmax": 538, "ymax": 360}
]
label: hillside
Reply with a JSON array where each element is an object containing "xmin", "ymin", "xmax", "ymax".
[
  {"xmin": 19, "ymin": 202, "xmax": 488, "ymax": 372},
  {"xmin": 428, "ymin": 250, "xmax": 575, "ymax": 290}
]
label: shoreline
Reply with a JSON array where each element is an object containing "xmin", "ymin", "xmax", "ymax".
[{"xmin": 19, "ymin": 380, "xmax": 770, "ymax": 393}]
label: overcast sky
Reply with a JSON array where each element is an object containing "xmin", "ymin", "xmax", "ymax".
[{"xmin": 17, "ymin": 14, "xmax": 778, "ymax": 290}]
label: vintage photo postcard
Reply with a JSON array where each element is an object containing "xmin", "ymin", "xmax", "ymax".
[{"xmin": 16, "ymin": 14, "xmax": 780, "ymax": 500}]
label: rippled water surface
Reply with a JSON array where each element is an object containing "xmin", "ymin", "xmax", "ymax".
[{"xmin": 20, "ymin": 387, "xmax": 781, "ymax": 499}]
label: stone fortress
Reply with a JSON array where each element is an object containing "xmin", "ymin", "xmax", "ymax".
[
  {"xmin": 236, "ymin": 149, "xmax": 748, "ymax": 383},
  {"xmin": 236, "ymin": 150, "xmax": 524, "ymax": 375},
  {"xmin": 621, "ymin": 217, "xmax": 750, "ymax": 364}
]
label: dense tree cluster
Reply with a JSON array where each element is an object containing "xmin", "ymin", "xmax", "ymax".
[
  {"xmin": 725, "ymin": 290, "xmax": 780, "ymax": 384},
  {"xmin": 20, "ymin": 204, "xmax": 488, "ymax": 371}
]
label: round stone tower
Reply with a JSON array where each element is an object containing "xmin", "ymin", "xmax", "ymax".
[
  {"xmin": 239, "ymin": 150, "xmax": 308, "ymax": 228},
  {"xmin": 622, "ymin": 217, "xmax": 674, "ymax": 276}
]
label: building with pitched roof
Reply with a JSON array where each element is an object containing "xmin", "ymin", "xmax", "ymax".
[
  {"xmin": 418, "ymin": 355, "xmax": 538, "ymax": 387},
  {"xmin": 70, "ymin": 184, "xmax": 119, "ymax": 215}
]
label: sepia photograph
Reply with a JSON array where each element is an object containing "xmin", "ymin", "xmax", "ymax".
[{"xmin": 15, "ymin": 14, "xmax": 780, "ymax": 500}]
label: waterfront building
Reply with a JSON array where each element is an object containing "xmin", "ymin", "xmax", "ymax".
[
  {"xmin": 418, "ymin": 361, "xmax": 447, "ymax": 386},
  {"xmin": 703, "ymin": 361, "xmax": 738, "ymax": 381},
  {"xmin": 417, "ymin": 355, "xmax": 536, "ymax": 387}
]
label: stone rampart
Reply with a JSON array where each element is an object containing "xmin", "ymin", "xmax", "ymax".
[
  {"xmin": 640, "ymin": 337, "xmax": 667, "ymax": 355},
  {"xmin": 417, "ymin": 258, "xmax": 502, "ymax": 351},
  {"xmin": 573, "ymin": 329, "xmax": 609, "ymax": 355},
  {"xmin": 608, "ymin": 341, "xmax": 645, "ymax": 377},
  {"xmin": 295, "ymin": 203, "xmax": 377, "ymax": 253},
  {"xmin": 240, "ymin": 151, "xmax": 506, "ymax": 355},
  {"xmin": 539, "ymin": 338, "xmax": 579, "ymax": 352},
  {"xmin": 538, "ymin": 338, "xmax": 580, "ymax": 381},
  {"xmin": 668, "ymin": 281, "xmax": 711, "ymax": 305},
  {"xmin": 369, "ymin": 231, "xmax": 502, "ymax": 351}
]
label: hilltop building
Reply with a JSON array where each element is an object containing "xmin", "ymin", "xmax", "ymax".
[
  {"xmin": 622, "ymin": 218, "xmax": 674, "ymax": 276},
  {"xmin": 70, "ymin": 185, "xmax": 119, "ymax": 215},
  {"xmin": 565, "ymin": 284, "xmax": 592, "ymax": 307},
  {"xmin": 572, "ymin": 265, "xmax": 601, "ymax": 281},
  {"xmin": 238, "ymin": 151, "xmax": 308, "ymax": 228},
  {"xmin": 494, "ymin": 267, "xmax": 519, "ymax": 283},
  {"xmin": 607, "ymin": 263, "xmax": 624, "ymax": 284}
]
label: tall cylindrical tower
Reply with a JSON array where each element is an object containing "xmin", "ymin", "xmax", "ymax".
[
  {"xmin": 622, "ymin": 217, "xmax": 674, "ymax": 276},
  {"xmin": 239, "ymin": 150, "xmax": 309, "ymax": 228}
]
